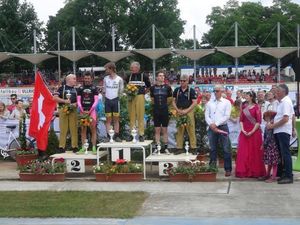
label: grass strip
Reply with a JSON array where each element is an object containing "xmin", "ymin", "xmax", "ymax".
[{"xmin": 0, "ymin": 191, "xmax": 148, "ymax": 218}]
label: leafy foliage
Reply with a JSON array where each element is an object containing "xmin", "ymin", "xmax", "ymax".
[
  {"xmin": 46, "ymin": 128, "xmax": 59, "ymax": 156},
  {"xmin": 19, "ymin": 159, "xmax": 66, "ymax": 174},
  {"xmin": 119, "ymin": 95, "xmax": 130, "ymax": 139},
  {"xmin": 19, "ymin": 116, "xmax": 27, "ymax": 149},
  {"xmin": 45, "ymin": 0, "xmax": 184, "ymax": 71},
  {"xmin": 194, "ymin": 104, "xmax": 209, "ymax": 154},
  {"xmin": 202, "ymin": 0, "xmax": 300, "ymax": 65},
  {"xmin": 93, "ymin": 160, "xmax": 142, "ymax": 175},
  {"xmin": 0, "ymin": 0, "xmax": 43, "ymax": 72},
  {"xmin": 17, "ymin": 116, "xmax": 37, "ymax": 155},
  {"xmin": 169, "ymin": 160, "xmax": 218, "ymax": 176}
]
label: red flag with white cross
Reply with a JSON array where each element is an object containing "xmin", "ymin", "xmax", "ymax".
[{"xmin": 29, "ymin": 71, "xmax": 56, "ymax": 151}]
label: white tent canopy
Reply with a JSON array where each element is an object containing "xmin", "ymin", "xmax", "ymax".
[
  {"xmin": 175, "ymin": 49, "xmax": 215, "ymax": 60},
  {"xmin": 90, "ymin": 51, "xmax": 133, "ymax": 62},
  {"xmin": 258, "ymin": 47, "xmax": 298, "ymax": 59},
  {"xmin": 48, "ymin": 50, "xmax": 91, "ymax": 62},
  {"xmin": 8, "ymin": 53, "xmax": 55, "ymax": 64},
  {"xmin": 216, "ymin": 46, "xmax": 258, "ymax": 58},
  {"xmin": 132, "ymin": 48, "xmax": 172, "ymax": 60},
  {"xmin": 0, "ymin": 52, "xmax": 12, "ymax": 63}
]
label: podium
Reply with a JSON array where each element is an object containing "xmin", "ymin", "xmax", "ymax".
[
  {"xmin": 51, "ymin": 151, "xmax": 108, "ymax": 173},
  {"xmin": 146, "ymin": 153, "xmax": 197, "ymax": 176},
  {"xmin": 97, "ymin": 140, "xmax": 153, "ymax": 179}
]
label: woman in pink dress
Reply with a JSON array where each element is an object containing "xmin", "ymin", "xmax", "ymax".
[{"xmin": 235, "ymin": 91, "xmax": 266, "ymax": 178}]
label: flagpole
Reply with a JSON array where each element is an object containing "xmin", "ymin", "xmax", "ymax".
[{"xmin": 58, "ymin": 31, "xmax": 61, "ymax": 82}]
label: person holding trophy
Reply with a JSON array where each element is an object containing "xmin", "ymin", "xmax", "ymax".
[
  {"xmin": 54, "ymin": 74, "xmax": 78, "ymax": 153},
  {"xmin": 125, "ymin": 61, "xmax": 151, "ymax": 142}
]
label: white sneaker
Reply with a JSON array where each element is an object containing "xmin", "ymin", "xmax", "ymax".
[
  {"xmin": 164, "ymin": 148, "xmax": 171, "ymax": 155},
  {"xmin": 152, "ymin": 149, "xmax": 158, "ymax": 155}
]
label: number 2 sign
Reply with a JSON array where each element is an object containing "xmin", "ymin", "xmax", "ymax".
[{"xmin": 66, "ymin": 159, "xmax": 85, "ymax": 173}]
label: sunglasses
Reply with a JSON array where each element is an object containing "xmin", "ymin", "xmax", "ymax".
[
  {"xmin": 180, "ymin": 80, "xmax": 187, "ymax": 82},
  {"xmin": 214, "ymin": 90, "xmax": 221, "ymax": 93},
  {"xmin": 11, "ymin": 98, "xmax": 16, "ymax": 100}
]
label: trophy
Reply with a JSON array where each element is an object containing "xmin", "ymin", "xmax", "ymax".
[
  {"xmin": 131, "ymin": 127, "xmax": 138, "ymax": 143},
  {"xmin": 108, "ymin": 127, "xmax": 115, "ymax": 143},
  {"xmin": 185, "ymin": 141, "xmax": 189, "ymax": 155},
  {"xmin": 83, "ymin": 139, "xmax": 89, "ymax": 155},
  {"xmin": 66, "ymin": 90, "xmax": 71, "ymax": 100},
  {"xmin": 157, "ymin": 143, "xmax": 161, "ymax": 155}
]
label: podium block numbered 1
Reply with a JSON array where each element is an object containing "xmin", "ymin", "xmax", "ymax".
[{"xmin": 111, "ymin": 148, "xmax": 131, "ymax": 162}]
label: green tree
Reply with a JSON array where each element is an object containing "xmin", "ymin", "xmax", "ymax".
[
  {"xmin": 202, "ymin": 0, "xmax": 300, "ymax": 65},
  {"xmin": 125, "ymin": 0, "xmax": 184, "ymax": 71},
  {"xmin": 44, "ymin": 0, "xmax": 184, "ymax": 72},
  {"xmin": 0, "ymin": 0, "xmax": 42, "ymax": 72}
]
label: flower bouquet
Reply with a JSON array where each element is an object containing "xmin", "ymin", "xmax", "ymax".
[
  {"xmin": 79, "ymin": 114, "xmax": 93, "ymax": 126},
  {"xmin": 59, "ymin": 104, "xmax": 75, "ymax": 114},
  {"xmin": 125, "ymin": 84, "xmax": 138, "ymax": 101},
  {"xmin": 169, "ymin": 108, "xmax": 177, "ymax": 120},
  {"xmin": 176, "ymin": 115, "xmax": 191, "ymax": 128}
]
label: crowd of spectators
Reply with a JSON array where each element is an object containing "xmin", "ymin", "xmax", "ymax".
[{"xmin": 0, "ymin": 67, "xmax": 284, "ymax": 89}]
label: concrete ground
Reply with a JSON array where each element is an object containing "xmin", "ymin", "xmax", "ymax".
[{"xmin": 0, "ymin": 160, "xmax": 300, "ymax": 225}]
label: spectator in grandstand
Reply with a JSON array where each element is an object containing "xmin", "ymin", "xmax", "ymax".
[
  {"xmin": 0, "ymin": 101, "xmax": 10, "ymax": 120},
  {"xmin": 53, "ymin": 74, "xmax": 78, "ymax": 153},
  {"xmin": 259, "ymin": 73, "xmax": 265, "ymax": 83},
  {"xmin": 102, "ymin": 62, "xmax": 124, "ymax": 143},
  {"xmin": 235, "ymin": 91, "xmax": 266, "ymax": 178},
  {"xmin": 7, "ymin": 94, "xmax": 18, "ymax": 113},
  {"xmin": 267, "ymin": 84, "xmax": 294, "ymax": 184},
  {"xmin": 205, "ymin": 85, "xmax": 232, "ymax": 176},
  {"xmin": 173, "ymin": 74, "xmax": 197, "ymax": 154},
  {"xmin": 16, "ymin": 78, "xmax": 22, "ymax": 86},
  {"xmin": 77, "ymin": 72, "xmax": 99, "ymax": 154},
  {"xmin": 9, "ymin": 99, "xmax": 27, "ymax": 120},
  {"xmin": 125, "ymin": 61, "xmax": 151, "ymax": 142},
  {"xmin": 150, "ymin": 71, "xmax": 173, "ymax": 154},
  {"xmin": 1, "ymin": 79, "xmax": 7, "ymax": 87}
]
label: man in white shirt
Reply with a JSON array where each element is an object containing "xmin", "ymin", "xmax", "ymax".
[
  {"xmin": 205, "ymin": 85, "xmax": 232, "ymax": 176},
  {"xmin": 267, "ymin": 84, "xmax": 294, "ymax": 184},
  {"xmin": 103, "ymin": 62, "xmax": 124, "ymax": 142}
]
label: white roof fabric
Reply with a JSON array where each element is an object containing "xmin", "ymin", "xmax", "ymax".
[
  {"xmin": 0, "ymin": 52, "xmax": 12, "ymax": 63},
  {"xmin": 48, "ymin": 50, "xmax": 91, "ymax": 62},
  {"xmin": 132, "ymin": 48, "xmax": 172, "ymax": 60},
  {"xmin": 258, "ymin": 47, "xmax": 298, "ymax": 59},
  {"xmin": 8, "ymin": 53, "xmax": 55, "ymax": 64},
  {"xmin": 90, "ymin": 51, "xmax": 133, "ymax": 62},
  {"xmin": 216, "ymin": 46, "xmax": 257, "ymax": 58},
  {"xmin": 175, "ymin": 49, "xmax": 215, "ymax": 60}
]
